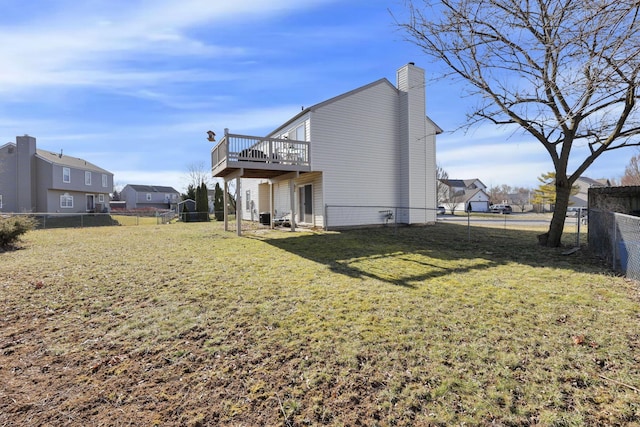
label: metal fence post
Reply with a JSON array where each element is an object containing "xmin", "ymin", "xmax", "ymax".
[
  {"xmin": 324, "ymin": 204, "xmax": 329, "ymax": 231},
  {"xmin": 612, "ymin": 214, "xmax": 617, "ymax": 271},
  {"xmin": 394, "ymin": 207, "xmax": 398, "ymax": 234}
]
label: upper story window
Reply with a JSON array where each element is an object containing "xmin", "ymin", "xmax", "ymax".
[
  {"xmin": 63, "ymin": 167, "xmax": 71, "ymax": 183},
  {"xmin": 146, "ymin": 193, "xmax": 152, "ymax": 201},
  {"xmin": 85, "ymin": 171, "xmax": 92, "ymax": 186},
  {"xmin": 102, "ymin": 174, "xmax": 108, "ymax": 188},
  {"xmin": 295, "ymin": 123, "xmax": 305, "ymax": 141}
]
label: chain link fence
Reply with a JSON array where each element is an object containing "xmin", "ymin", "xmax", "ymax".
[
  {"xmin": 588, "ymin": 209, "xmax": 640, "ymax": 281},
  {"xmin": 4, "ymin": 211, "xmax": 178, "ymax": 229},
  {"xmin": 325, "ymin": 205, "xmax": 438, "ymax": 230}
]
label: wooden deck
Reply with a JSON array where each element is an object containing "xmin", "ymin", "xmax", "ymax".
[{"xmin": 211, "ymin": 131, "xmax": 310, "ymax": 179}]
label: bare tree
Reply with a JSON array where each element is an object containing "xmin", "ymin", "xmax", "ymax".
[
  {"xmin": 398, "ymin": 0, "xmax": 640, "ymax": 246},
  {"xmin": 488, "ymin": 184, "xmax": 512, "ymax": 205},
  {"xmin": 444, "ymin": 190, "xmax": 465, "ymax": 214},
  {"xmin": 185, "ymin": 161, "xmax": 213, "ymax": 189},
  {"xmin": 621, "ymin": 153, "xmax": 640, "ymax": 185},
  {"xmin": 436, "ymin": 164, "xmax": 450, "ymax": 205},
  {"xmin": 439, "ymin": 179, "xmax": 465, "ymax": 214},
  {"xmin": 512, "ymin": 187, "xmax": 532, "ymax": 213}
]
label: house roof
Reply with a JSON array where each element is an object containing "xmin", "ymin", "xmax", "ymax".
[
  {"xmin": 125, "ymin": 184, "xmax": 180, "ymax": 193},
  {"xmin": 268, "ymin": 77, "xmax": 443, "ymax": 137},
  {"xmin": 440, "ymin": 178, "xmax": 486, "ymax": 189},
  {"xmin": 462, "ymin": 188, "xmax": 489, "ymax": 203},
  {"xmin": 440, "ymin": 179, "xmax": 466, "ymax": 188},
  {"xmin": 577, "ymin": 176, "xmax": 610, "ymax": 187},
  {"xmin": 1, "ymin": 142, "xmax": 112, "ymax": 174},
  {"xmin": 35, "ymin": 148, "xmax": 113, "ymax": 174}
]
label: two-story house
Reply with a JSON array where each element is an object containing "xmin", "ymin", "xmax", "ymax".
[
  {"xmin": 0, "ymin": 135, "xmax": 113, "ymax": 213},
  {"xmin": 439, "ymin": 178, "xmax": 490, "ymax": 212},
  {"xmin": 121, "ymin": 184, "xmax": 180, "ymax": 210},
  {"xmin": 210, "ymin": 63, "xmax": 442, "ymax": 233}
]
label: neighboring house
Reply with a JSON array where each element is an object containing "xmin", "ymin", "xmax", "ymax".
[
  {"xmin": 441, "ymin": 179, "xmax": 487, "ymax": 195},
  {"xmin": 439, "ymin": 178, "xmax": 490, "ymax": 212},
  {"xmin": 0, "ymin": 135, "xmax": 113, "ymax": 213},
  {"xmin": 211, "ymin": 63, "xmax": 442, "ymax": 231},
  {"xmin": 121, "ymin": 184, "xmax": 180, "ymax": 210},
  {"xmin": 572, "ymin": 176, "xmax": 611, "ymax": 207}
]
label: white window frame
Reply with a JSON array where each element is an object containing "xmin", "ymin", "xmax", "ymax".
[
  {"xmin": 102, "ymin": 174, "xmax": 108, "ymax": 188},
  {"xmin": 98, "ymin": 194, "xmax": 105, "ymax": 203},
  {"xmin": 85, "ymin": 171, "xmax": 91, "ymax": 186},
  {"xmin": 295, "ymin": 123, "xmax": 305, "ymax": 141},
  {"xmin": 245, "ymin": 190, "xmax": 251, "ymax": 210},
  {"xmin": 0, "ymin": 194, "xmax": 3, "ymax": 209},
  {"xmin": 63, "ymin": 167, "xmax": 71, "ymax": 183},
  {"xmin": 86, "ymin": 194, "xmax": 95, "ymax": 212},
  {"xmin": 60, "ymin": 194, "xmax": 73, "ymax": 208},
  {"xmin": 146, "ymin": 193, "xmax": 152, "ymax": 201}
]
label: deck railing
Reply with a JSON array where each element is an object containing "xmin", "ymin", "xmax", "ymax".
[{"xmin": 211, "ymin": 130, "xmax": 309, "ymax": 173}]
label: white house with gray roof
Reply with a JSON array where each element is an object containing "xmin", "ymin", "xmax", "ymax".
[
  {"xmin": 0, "ymin": 135, "xmax": 113, "ymax": 213},
  {"xmin": 439, "ymin": 178, "xmax": 490, "ymax": 212},
  {"xmin": 210, "ymin": 63, "xmax": 442, "ymax": 232}
]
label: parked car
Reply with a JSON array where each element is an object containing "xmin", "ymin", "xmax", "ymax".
[
  {"xmin": 436, "ymin": 206, "xmax": 446, "ymax": 215},
  {"xmin": 566, "ymin": 207, "xmax": 588, "ymax": 217},
  {"xmin": 490, "ymin": 204, "xmax": 512, "ymax": 214}
]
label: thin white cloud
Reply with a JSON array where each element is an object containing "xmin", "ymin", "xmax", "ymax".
[{"xmin": 0, "ymin": 0, "xmax": 337, "ymax": 95}]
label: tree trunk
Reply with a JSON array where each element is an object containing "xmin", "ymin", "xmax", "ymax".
[{"xmin": 538, "ymin": 180, "xmax": 571, "ymax": 247}]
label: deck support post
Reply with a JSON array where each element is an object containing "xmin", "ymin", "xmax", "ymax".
[
  {"xmin": 289, "ymin": 177, "xmax": 296, "ymax": 232},
  {"xmin": 223, "ymin": 180, "xmax": 229, "ymax": 231},
  {"xmin": 269, "ymin": 182, "xmax": 274, "ymax": 229},
  {"xmin": 236, "ymin": 176, "xmax": 242, "ymax": 236}
]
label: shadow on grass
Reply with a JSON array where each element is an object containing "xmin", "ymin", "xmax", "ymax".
[{"xmin": 255, "ymin": 222, "xmax": 600, "ymax": 288}]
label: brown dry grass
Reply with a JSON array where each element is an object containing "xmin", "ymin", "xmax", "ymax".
[{"xmin": 0, "ymin": 221, "xmax": 638, "ymax": 426}]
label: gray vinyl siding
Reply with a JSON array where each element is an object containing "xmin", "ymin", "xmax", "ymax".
[
  {"xmin": 37, "ymin": 157, "xmax": 113, "ymax": 212},
  {"xmin": 0, "ymin": 139, "xmax": 113, "ymax": 213},
  {"xmin": 35, "ymin": 163, "xmax": 50, "ymax": 211},
  {"xmin": 36, "ymin": 156, "xmax": 113, "ymax": 192},
  {"xmin": 122, "ymin": 186, "xmax": 175, "ymax": 210},
  {"xmin": 0, "ymin": 144, "xmax": 18, "ymax": 212}
]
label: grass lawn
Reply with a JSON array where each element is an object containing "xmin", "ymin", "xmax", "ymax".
[{"xmin": 0, "ymin": 221, "xmax": 638, "ymax": 426}]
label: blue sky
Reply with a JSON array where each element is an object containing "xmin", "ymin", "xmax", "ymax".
[{"xmin": 0, "ymin": 0, "xmax": 632, "ymax": 192}]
